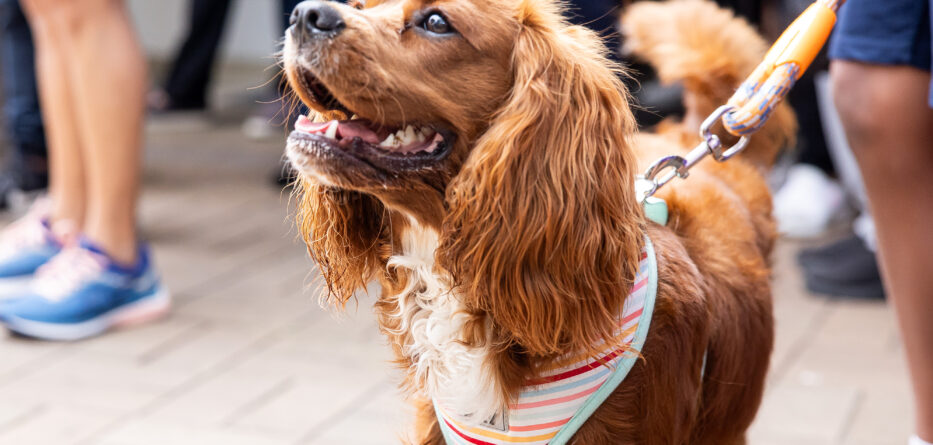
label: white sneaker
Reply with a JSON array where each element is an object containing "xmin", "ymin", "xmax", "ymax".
[
  {"xmin": 0, "ymin": 200, "xmax": 62, "ymax": 298},
  {"xmin": 773, "ymin": 164, "xmax": 847, "ymax": 238}
]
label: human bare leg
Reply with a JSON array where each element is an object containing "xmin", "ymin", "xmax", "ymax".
[
  {"xmin": 40, "ymin": 0, "xmax": 146, "ymax": 264},
  {"xmin": 2, "ymin": 0, "xmax": 167, "ymax": 342},
  {"xmin": 832, "ymin": 60, "xmax": 933, "ymax": 440},
  {"xmin": 19, "ymin": 0, "xmax": 86, "ymax": 231}
]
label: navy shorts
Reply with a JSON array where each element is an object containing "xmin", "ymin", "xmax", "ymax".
[{"xmin": 828, "ymin": 0, "xmax": 933, "ymax": 107}]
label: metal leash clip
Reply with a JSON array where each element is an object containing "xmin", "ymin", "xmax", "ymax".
[
  {"xmin": 634, "ymin": 0, "xmax": 845, "ymax": 217},
  {"xmin": 635, "ymin": 105, "xmax": 750, "ymax": 203}
]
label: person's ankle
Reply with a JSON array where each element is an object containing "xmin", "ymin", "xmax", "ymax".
[
  {"xmin": 48, "ymin": 218, "xmax": 80, "ymax": 246},
  {"xmin": 82, "ymin": 234, "xmax": 138, "ymax": 267},
  {"xmin": 50, "ymin": 206, "xmax": 85, "ymax": 231}
]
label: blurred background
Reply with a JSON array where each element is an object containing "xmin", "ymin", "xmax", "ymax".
[{"xmin": 0, "ymin": 0, "xmax": 914, "ymax": 444}]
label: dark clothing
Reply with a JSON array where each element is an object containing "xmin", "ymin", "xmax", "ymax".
[
  {"xmin": 163, "ymin": 0, "xmax": 233, "ymax": 110},
  {"xmin": 715, "ymin": 0, "xmax": 761, "ymax": 26},
  {"xmin": 782, "ymin": 0, "xmax": 833, "ymax": 175},
  {"xmin": 565, "ymin": 0, "xmax": 623, "ymax": 63},
  {"xmin": 789, "ymin": 69, "xmax": 834, "ymax": 175},
  {"xmin": 829, "ymin": 0, "xmax": 933, "ymax": 107},
  {"xmin": 161, "ymin": 0, "xmax": 311, "ymax": 109},
  {"xmin": 0, "ymin": 0, "xmax": 48, "ymax": 189}
]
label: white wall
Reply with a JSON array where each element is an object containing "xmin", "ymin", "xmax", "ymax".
[{"xmin": 128, "ymin": 0, "xmax": 284, "ymax": 65}]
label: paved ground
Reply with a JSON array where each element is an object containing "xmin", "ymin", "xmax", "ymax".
[{"xmin": 0, "ymin": 115, "xmax": 914, "ymax": 444}]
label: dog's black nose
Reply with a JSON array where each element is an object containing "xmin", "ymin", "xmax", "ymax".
[{"xmin": 291, "ymin": 1, "xmax": 345, "ymax": 40}]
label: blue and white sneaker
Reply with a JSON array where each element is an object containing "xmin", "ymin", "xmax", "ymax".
[
  {"xmin": 0, "ymin": 239, "xmax": 170, "ymax": 341},
  {"xmin": 0, "ymin": 203, "xmax": 62, "ymax": 298}
]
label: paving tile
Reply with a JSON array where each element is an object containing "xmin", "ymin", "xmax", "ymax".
[
  {"xmin": 781, "ymin": 337, "xmax": 912, "ymax": 396},
  {"xmin": 145, "ymin": 371, "xmax": 292, "ymax": 427},
  {"xmin": 843, "ymin": 441, "xmax": 898, "ymax": 445},
  {"xmin": 304, "ymin": 387, "xmax": 411, "ymax": 445},
  {"xmin": 0, "ymin": 406, "xmax": 116, "ymax": 445},
  {"xmin": 140, "ymin": 323, "xmax": 279, "ymax": 378},
  {"xmin": 76, "ymin": 316, "xmax": 206, "ymax": 360},
  {"xmin": 0, "ymin": 335, "xmax": 67, "ymax": 379},
  {"xmin": 231, "ymin": 359, "xmax": 395, "ymax": 440},
  {"xmin": 246, "ymin": 307, "xmax": 396, "ymax": 379},
  {"xmin": 0, "ymin": 352, "xmax": 188, "ymax": 413},
  {"xmin": 95, "ymin": 419, "xmax": 292, "ymax": 445},
  {"xmin": 141, "ymin": 185, "xmax": 271, "ymax": 242},
  {"xmin": 812, "ymin": 300, "xmax": 898, "ymax": 351},
  {"xmin": 749, "ymin": 383, "xmax": 860, "ymax": 443},
  {"xmin": 749, "ymin": 434, "xmax": 833, "ymax": 445},
  {"xmin": 173, "ymin": 261, "xmax": 317, "ymax": 327},
  {"xmin": 768, "ymin": 241, "xmax": 832, "ymax": 380},
  {"xmin": 0, "ymin": 402, "xmax": 42, "ymax": 431},
  {"xmin": 841, "ymin": 384, "xmax": 915, "ymax": 445},
  {"xmin": 769, "ymin": 295, "xmax": 830, "ymax": 382}
]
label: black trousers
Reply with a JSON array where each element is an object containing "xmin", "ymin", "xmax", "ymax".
[
  {"xmin": 163, "ymin": 0, "xmax": 304, "ymax": 109},
  {"xmin": 163, "ymin": 0, "xmax": 232, "ymax": 109}
]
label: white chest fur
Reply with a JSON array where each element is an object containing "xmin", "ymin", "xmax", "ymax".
[{"xmin": 387, "ymin": 220, "xmax": 503, "ymax": 423}]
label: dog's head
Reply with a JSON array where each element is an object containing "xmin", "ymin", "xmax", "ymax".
[
  {"xmin": 285, "ymin": 0, "xmax": 643, "ymax": 355},
  {"xmin": 285, "ymin": 0, "xmax": 516, "ymax": 200}
]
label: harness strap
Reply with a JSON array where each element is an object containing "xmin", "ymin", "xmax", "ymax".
[
  {"xmin": 546, "ymin": 235, "xmax": 660, "ymax": 445},
  {"xmin": 435, "ymin": 236, "xmax": 659, "ymax": 445}
]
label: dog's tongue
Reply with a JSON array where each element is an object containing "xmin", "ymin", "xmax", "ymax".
[
  {"xmin": 295, "ymin": 115, "xmax": 384, "ymax": 144},
  {"xmin": 337, "ymin": 120, "xmax": 383, "ymax": 144}
]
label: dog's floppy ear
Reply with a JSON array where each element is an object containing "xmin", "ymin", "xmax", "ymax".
[
  {"xmin": 297, "ymin": 181, "xmax": 388, "ymax": 307},
  {"xmin": 440, "ymin": 6, "xmax": 644, "ymax": 356}
]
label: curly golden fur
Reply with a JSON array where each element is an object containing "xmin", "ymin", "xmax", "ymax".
[{"xmin": 282, "ymin": 0, "xmax": 795, "ymax": 442}]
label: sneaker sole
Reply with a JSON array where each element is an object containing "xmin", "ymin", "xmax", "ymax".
[{"xmin": 2, "ymin": 288, "xmax": 171, "ymax": 341}]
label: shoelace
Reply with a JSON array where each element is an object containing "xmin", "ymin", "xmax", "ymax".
[{"xmin": 33, "ymin": 247, "xmax": 107, "ymax": 302}]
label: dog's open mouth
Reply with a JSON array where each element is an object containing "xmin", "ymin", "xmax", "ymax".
[
  {"xmin": 287, "ymin": 68, "xmax": 455, "ymax": 175},
  {"xmin": 293, "ymin": 116, "xmax": 447, "ymax": 156}
]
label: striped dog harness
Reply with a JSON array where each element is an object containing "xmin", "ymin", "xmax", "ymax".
[{"xmin": 435, "ymin": 236, "xmax": 659, "ymax": 445}]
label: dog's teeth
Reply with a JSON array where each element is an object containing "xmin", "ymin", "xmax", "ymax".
[
  {"xmin": 325, "ymin": 121, "xmax": 338, "ymax": 139},
  {"xmin": 351, "ymin": 114, "xmax": 360, "ymax": 120},
  {"xmin": 401, "ymin": 125, "xmax": 418, "ymax": 145},
  {"xmin": 380, "ymin": 134, "xmax": 398, "ymax": 147},
  {"xmin": 419, "ymin": 128, "xmax": 431, "ymax": 141}
]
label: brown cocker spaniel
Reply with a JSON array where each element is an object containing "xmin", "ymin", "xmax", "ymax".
[{"xmin": 283, "ymin": 0, "xmax": 795, "ymax": 443}]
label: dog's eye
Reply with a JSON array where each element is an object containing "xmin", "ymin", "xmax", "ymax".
[
  {"xmin": 421, "ymin": 13, "xmax": 452, "ymax": 34},
  {"xmin": 349, "ymin": 0, "xmax": 364, "ymax": 9}
]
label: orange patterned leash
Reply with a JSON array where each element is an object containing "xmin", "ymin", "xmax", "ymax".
[
  {"xmin": 636, "ymin": 0, "xmax": 846, "ymax": 206},
  {"xmin": 723, "ymin": 0, "xmax": 843, "ymax": 136}
]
